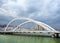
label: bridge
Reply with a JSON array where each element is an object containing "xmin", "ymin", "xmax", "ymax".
[{"xmin": 0, "ymin": 17, "xmax": 60, "ymax": 38}]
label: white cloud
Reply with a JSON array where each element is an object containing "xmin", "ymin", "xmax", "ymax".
[
  {"xmin": 0, "ymin": 8, "xmax": 18, "ymax": 18},
  {"xmin": 26, "ymin": 0, "xmax": 60, "ymax": 20},
  {"xmin": 1, "ymin": 0, "xmax": 60, "ymax": 19}
]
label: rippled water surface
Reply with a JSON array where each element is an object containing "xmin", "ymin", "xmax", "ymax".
[{"xmin": 0, "ymin": 35, "xmax": 60, "ymax": 43}]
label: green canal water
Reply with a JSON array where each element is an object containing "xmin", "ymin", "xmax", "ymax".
[{"xmin": 0, "ymin": 35, "xmax": 60, "ymax": 43}]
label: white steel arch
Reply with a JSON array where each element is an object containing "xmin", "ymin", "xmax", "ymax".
[
  {"xmin": 5, "ymin": 17, "xmax": 56, "ymax": 31},
  {"xmin": 14, "ymin": 21, "xmax": 54, "ymax": 32},
  {"xmin": 13, "ymin": 21, "xmax": 31, "ymax": 31}
]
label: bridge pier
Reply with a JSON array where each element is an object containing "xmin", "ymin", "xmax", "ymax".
[
  {"xmin": 52, "ymin": 33, "xmax": 60, "ymax": 38},
  {"xmin": 55, "ymin": 33, "xmax": 59, "ymax": 38}
]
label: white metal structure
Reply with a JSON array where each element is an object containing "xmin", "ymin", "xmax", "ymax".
[{"xmin": 5, "ymin": 17, "xmax": 56, "ymax": 32}]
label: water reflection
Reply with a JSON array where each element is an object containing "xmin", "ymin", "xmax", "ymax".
[{"xmin": 0, "ymin": 35, "xmax": 60, "ymax": 43}]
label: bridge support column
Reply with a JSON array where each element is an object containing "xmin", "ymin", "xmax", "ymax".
[
  {"xmin": 55, "ymin": 33, "xmax": 59, "ymax": 38},
  {"xmin": 52, "ymin": 33, "xmax": 60, "ymax": 38}
]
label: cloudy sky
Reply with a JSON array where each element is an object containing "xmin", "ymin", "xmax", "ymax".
[{"xmin": 0, "ymin": 0, "xmax": 60, "ymax": 30}]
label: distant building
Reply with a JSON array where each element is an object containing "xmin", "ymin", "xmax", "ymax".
[{"xmin": 31, "ymin": 25, "xmax": 45, "ymax": 31}]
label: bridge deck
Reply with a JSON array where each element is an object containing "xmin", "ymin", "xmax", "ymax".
[{"xmin": 0, "ymin": 31, "xmax": 60, "ymax": 33}]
